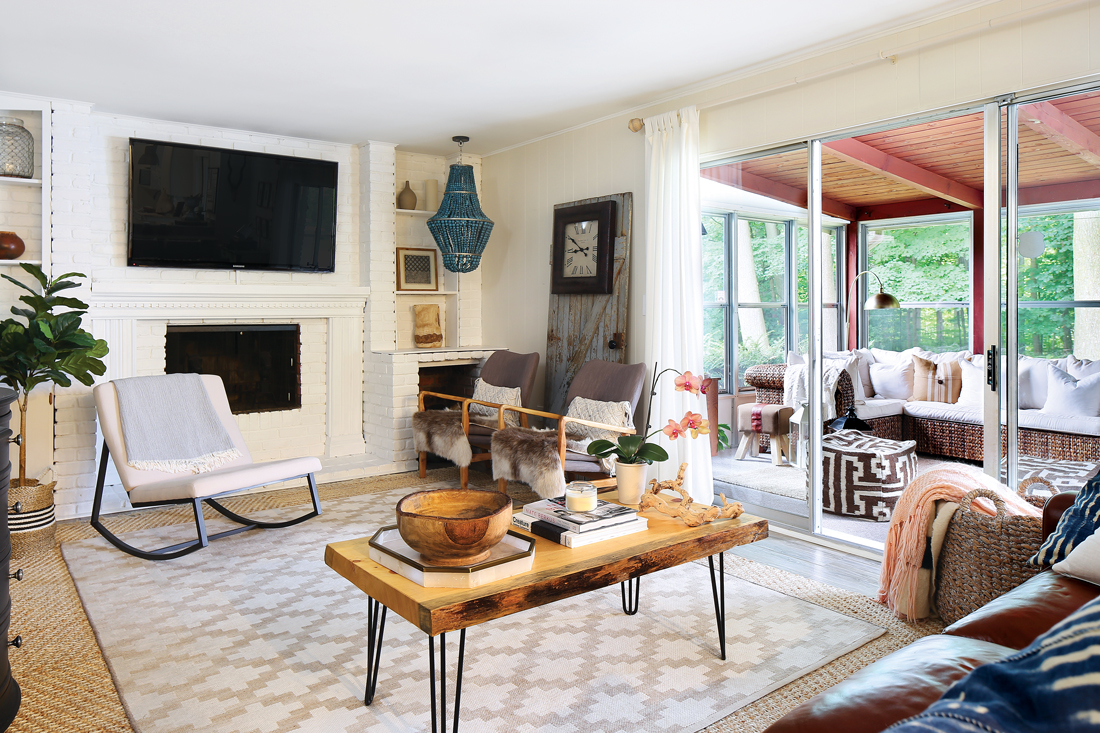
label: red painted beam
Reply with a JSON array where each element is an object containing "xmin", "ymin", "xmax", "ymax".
[
  {"xmin": 701, "ymin": 166, "xmax": 856, "ymax": 221},
  {"xmin": 854, "ymin": 198, "xmax": 971, "ymax": 221},
  {"xmin": 1019, "ymin": 101, "xmax": 1100, "ymax": 170},
  {"xmin": 824, "ymin": 138, "xmax": 984, "ymax": 209}
]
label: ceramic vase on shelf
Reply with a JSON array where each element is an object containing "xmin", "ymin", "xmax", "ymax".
[
  {"xmin": 397, "ymin": 180, "xmax": 417, "ymax": 211},
  {"xmin": 614, "ymin": 461, "xmax": 649, "ymax": 505},
  {"xmin": 0, "ymin": 232, "xmax": 25, "ymax": 260}
]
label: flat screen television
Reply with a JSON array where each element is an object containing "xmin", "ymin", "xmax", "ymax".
[{"xmin": 128, "ymin": 138, "xmax": 338, "ymax": 272}]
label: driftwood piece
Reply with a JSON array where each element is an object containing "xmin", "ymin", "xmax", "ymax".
[{"xmin": 639, "ymin": 463, "xmax": 744, "ymax": 527}]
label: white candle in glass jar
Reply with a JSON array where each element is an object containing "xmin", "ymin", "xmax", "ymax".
[{"xmin": 565, "ymin": 482, "xmax": 598, "ymax": 512}]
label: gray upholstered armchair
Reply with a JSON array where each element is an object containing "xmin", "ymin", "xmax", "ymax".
[
  {"xmin": 414, "ymin": 350, "xmax": 540, "ymax": 488},
  {"xmin": 491, "ymin": 360, "xmax": 647, "ymax": 495}
]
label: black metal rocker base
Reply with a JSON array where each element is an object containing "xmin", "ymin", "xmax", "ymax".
[{"xmin": 89, "ymin": 442, "xmax": 322, "ymax": 561}]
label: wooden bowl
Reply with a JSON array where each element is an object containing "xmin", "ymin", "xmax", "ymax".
[{"xmin": 396, "ymin": 489, "xmax": 513, "ymax": 566}]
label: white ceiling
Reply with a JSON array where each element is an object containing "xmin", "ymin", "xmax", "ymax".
[{"xmin": 3, "ymin": 0, "xmax": 993, "ymax": 155}]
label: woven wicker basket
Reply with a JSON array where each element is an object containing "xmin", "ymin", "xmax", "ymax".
[
  {"xmin": 9, "ymin": 479, "xmax": 56, "ymax": 559},
  {"xmin": 934, "ymin": 487, "xmax": 1043, "ymax": 625}
]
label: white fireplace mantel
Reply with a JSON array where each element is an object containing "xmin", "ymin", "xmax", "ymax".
[
  {"xmin": 85, "ymin": 283, "xmax": 370, "ymax": 320},
  {"xmin": 85, "ymin": 283, "xmax": 370, "ymax": 467}
]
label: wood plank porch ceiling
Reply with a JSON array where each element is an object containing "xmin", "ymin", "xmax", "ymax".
[{"xmin": 704, "ymin": 91, "xmax": 1100, "ymax": 219}]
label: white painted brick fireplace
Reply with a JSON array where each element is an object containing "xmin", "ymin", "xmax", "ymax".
[{"xmin": 1, "ymin": 94, "xmax": 496, "ymax": 521}]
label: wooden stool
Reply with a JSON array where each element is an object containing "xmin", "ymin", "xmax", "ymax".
[{"xmin": 735, "ymin": 403, "xmax": 794, "ymax": 465}]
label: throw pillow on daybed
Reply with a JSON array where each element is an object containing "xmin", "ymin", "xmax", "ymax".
[
  {"xmin": 869, "ymin": 359, "xmax": 914, "ymax": 400},
  {"xmin": 1068, "ymin": 355, "xmax": 1100, "ymax": 380},
  {"xmin": 469, "ymin": 379, "xmax": 523, "ymax": 427},
  {"xmin": 911, "ymin": 354, "xmax": 962, "ymax": 403},
  {"xmin": 1040, "ymin": 364, "xmax": 1100, "ymax": 418},
  {"xmin": 955, "ymin": 357, "xmax": 985, "ymax": 406},
  {"xmin": 1052, "ymin": 525, "xmax": 1100, "ymax": 585},
  {"xmin": 884, "ymin": 595, "xmax": 1100, "ymax": 733},
  {"xmin": 1019, "ymin": 355, "xmax": 1069, "ymax": 410},
  {"xmin": 1030, "ymin": 472, "xmax": 1100, "ymax": 567}
]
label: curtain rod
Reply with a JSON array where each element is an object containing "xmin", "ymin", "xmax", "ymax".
[{"xmin": 628, "ymin": 0, "xmax": 1084, "ymax": 133}]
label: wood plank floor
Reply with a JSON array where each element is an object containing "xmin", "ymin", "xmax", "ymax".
[{"xmin": 728, "ymin": 532, "xmax": 881, "ymax": 597}]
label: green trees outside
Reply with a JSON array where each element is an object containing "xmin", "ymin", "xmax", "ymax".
[{"xmin": 701, "ymin": 209, "xmax": 1092, "ymax": 393}]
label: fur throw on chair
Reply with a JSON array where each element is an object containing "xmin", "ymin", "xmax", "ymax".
[
  {"xmin": 491, "ymin": 427, "xmax": 568, "ymax": 499},
  {"xmin": 412, "ymin": 411, "xmax": 472, "ymax": 468}
]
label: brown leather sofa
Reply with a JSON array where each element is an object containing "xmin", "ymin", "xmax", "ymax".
[{"xmin": 763, "ymin": 492, "xmax": 1099, "ymax": 733}]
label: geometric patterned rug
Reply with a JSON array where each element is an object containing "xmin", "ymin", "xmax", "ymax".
[{"xmin": 61, "ymin": 480, "xmax": 884, "ymax": 733}]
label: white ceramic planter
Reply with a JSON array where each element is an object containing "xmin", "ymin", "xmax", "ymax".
[{"xmin": 614, "ymin": 461, "xmax": 649, "ymax": 505}]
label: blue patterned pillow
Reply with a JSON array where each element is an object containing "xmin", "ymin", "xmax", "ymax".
[
  {"xmin": 1029, "ymin": 473, "xmax": 1100, "ymax": 567},
  {"xmin": 886, "ymin": 595, "xmax": 1100, "ymax": 733}
]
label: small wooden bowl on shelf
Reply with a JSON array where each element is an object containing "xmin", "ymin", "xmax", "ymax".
[{"xmin": 396, "ymin": 489, "xmax": 513, "ymax": 566}]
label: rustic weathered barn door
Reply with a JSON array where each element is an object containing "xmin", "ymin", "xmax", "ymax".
[{"xmin": 545, "ymin": 192, "xmax": 633, "ymax": 414}]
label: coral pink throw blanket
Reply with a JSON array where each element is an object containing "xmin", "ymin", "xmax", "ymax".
[{"xmin": 878, "ymin": 467, "xmax": 1041, "ymax": 620}]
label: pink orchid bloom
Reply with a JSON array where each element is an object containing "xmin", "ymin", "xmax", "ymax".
[
  {"xmin": 662, "ymin": 419, "xmax": 687, "ymax": 440},
  {"xmin": 674, "ymin": 371, "xmax": 702, "ymax": 395},
  {"xmin": 680, "ymin": 412, "xmax": 710, "ymax": 439}
]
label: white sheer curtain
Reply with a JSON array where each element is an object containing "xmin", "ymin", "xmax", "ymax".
[{"xmin": 643, "ymin": 106, "xmax": 714, "ymax": 504}]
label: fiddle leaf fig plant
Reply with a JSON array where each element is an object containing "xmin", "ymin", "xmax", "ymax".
[{"xmin": 0, "ymin": 263, "xmax": 108, "ymax": 486}]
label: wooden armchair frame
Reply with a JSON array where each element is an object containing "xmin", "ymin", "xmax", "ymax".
[
  {"xmin": 416, "ymin": 390, "xmax": 530, "ymax": 488},
  {"xmin": 495, "ymin": 404, "xmax": 637, "ymax": 492}
]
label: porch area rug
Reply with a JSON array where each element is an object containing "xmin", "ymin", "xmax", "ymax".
[
  {"xmin": 62, "ymin": 481, "xmax": 884, "ymax": 733},
  {"xmin": 712, "ymin": 463, "xmax": 808, "ymax": 501}
]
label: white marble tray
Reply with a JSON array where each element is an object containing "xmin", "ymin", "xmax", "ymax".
[{"xmin": 368, "ymin": 527, "xmax": 535, "ymax": 588}]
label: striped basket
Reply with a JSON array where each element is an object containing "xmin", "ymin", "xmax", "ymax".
[{"xmin": 9, "ymin": 480, "xmax": 56, "ymax": 559}]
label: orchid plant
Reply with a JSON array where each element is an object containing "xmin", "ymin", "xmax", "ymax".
[{"xmin": 586, "ymin": 365, "xmax": 711, "ymax": 465}]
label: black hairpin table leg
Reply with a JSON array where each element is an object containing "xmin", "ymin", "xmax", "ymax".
[
  {"xmin": 363, "ymin": 597, "xmax": 388, "ymax": 705},
  {"xmin": 428, "ymin": 628, "xmax": 467, "ymax": 733},
  {"xmin": 708, "ymin": 552, "xmax": 727, "ymax": 660},
  {"xmin": 620, "ymin": 576, "xmax": 641, "ymax": 615}
]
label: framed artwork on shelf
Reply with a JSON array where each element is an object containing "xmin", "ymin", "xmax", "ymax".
[
  {"xmin": 551, "ymin": 199, "xmax": 616, "ymax": 294},
  {"xmin": 396, "ymin": 247, "xmax": 439, "ymax": 291}
]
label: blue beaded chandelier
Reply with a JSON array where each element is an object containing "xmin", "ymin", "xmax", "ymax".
[{"xmin": 427, "ymin": 136, "xmax": 494, "ymax": 273}]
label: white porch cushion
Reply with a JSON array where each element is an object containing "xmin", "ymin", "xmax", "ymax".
[
  {"xmin": 1019, "ymin": 409, "xmax": 1100, "ymax": 437},
  {"xmin": 128, "ymin": 456, "xmax": 322, "ymax": 504},
  {"xmin": 869, "ymin": 360, "xmax": 914, "ymax": 400},
  {"xmin": 1019, "ymin": 356, "xmax": 1069, "ymax": 410},
  {"xmin": 855, "ymin": 398, "xmax": 907, "ymax": 420},
  {"xmin": 1068, "ymin": 356, "xmax": 1100, "ymax": 380},
  {"xmin": 1042, "ymin": 364, "xmax": 1100, "ymax": 418},
  {"xmin": 956, "ymin": 357, "xmax": 985, "ymax": 406},
  {"xmin": 901, "ymin": 400, "xmax": 982, "ymax": 425},
  {"xmin": 469, "ymin": 378, "xmax": 523, "ymax": 427}
]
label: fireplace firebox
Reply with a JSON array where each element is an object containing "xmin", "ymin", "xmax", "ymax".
[{"xmin": 165, "ymin": 325, "xmax": 301, "ymax": 414}]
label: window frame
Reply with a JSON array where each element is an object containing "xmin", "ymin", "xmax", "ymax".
[
  {"xmin": 702, "ymin": 209, "xmax": 844, "ymax": 392},
  {"xmin": 857, "ymin": 211, "xmax": 974, "ymax": 352}
]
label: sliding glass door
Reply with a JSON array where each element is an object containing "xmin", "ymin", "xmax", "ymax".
[{"xmin": 999, "ymin": 90, "xmax": 1100, "ymax": 493}]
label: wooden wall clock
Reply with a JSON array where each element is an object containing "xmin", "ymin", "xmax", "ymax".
[{"xmin": 551, "ymin": 199, "xmax": 616, "ymax": 294}]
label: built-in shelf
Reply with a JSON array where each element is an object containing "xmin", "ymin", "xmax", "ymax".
[
  {"xmin": 0, "ymin": 177, "xmax": 41, "ymax": 187},
  {"xmin": 379, "ymin": 346, "xmax": 504, "ymax": 356},
  {"xmin": 396, "ymin": 208, "xmax": 435, "ymax": 217},
  {"xmin": 396, "ymin": 290, "xmax": 458, "ymax": 296},
  {"xmin": 0, "ymin": 259, "xmax": 41, "ymax": 266}
]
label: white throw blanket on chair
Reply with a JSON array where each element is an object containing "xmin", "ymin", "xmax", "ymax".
[
  {"xmin": 113, "ymin": 374, "xmax": 241, "ymax": 473},
  {"xmin": 783, "ymin": 364, "xmax": 844, "ymax": 421}
]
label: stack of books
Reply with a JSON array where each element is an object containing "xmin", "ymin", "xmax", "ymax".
[{"xmin": 513, "ymin": 497, "xmax": 649, "ymax": 548}]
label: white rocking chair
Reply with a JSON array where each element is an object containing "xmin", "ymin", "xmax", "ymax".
[{"xmin": 91, "ymin": 374, "xmax": 322, "ymax": 561}]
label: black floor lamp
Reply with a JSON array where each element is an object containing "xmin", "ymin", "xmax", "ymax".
[{"xmin": 829, "ymin": 270, "xmax": 899, "ymax": 433}]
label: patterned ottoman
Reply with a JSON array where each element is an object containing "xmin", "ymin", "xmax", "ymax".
[{"xmin": 821, "ymin": 430, "xmax": 918, "ymax": 522}]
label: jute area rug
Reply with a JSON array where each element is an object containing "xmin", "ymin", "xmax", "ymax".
[{"xmin": 11, "ymin": 469, "xmax": 941, "ymax": 733}]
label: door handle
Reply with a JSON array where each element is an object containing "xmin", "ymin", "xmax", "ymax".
[{"xmin": 986, "ymin": 346, "xmax": 998, "ymax": 391}]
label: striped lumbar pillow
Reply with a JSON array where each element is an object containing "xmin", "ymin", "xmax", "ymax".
[
  {"xmin": 1030, "ymin": 473, "xmax": 1100, "ymax": 567},
  {"xmin": 911, "ymin": 355, "xmax": 963, "ymax": 404}
]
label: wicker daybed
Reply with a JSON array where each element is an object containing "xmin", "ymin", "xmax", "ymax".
[{"xmin": 744, "ymin": 363, "xmax": 1100, "ymax": 462}]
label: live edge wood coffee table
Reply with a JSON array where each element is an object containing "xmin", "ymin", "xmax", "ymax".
[{"xmin": 325, "ymin": 491, "xmax": 768, "ymax": 733}]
